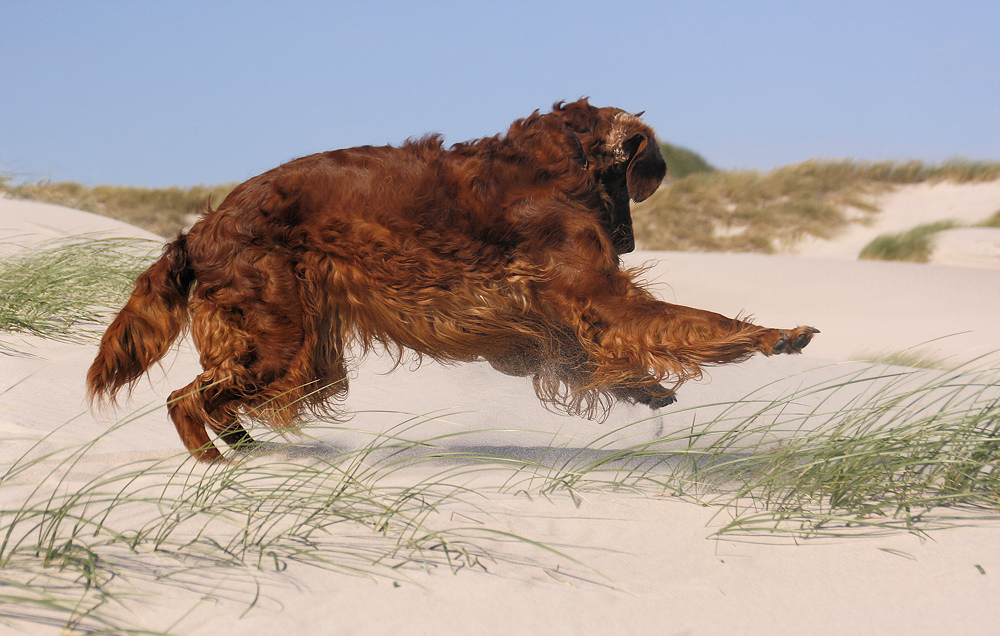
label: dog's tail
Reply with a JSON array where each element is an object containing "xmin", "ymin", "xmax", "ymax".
[{"xmin": 87, "ymin": 233, "xmax": 195, "ymax": 403}]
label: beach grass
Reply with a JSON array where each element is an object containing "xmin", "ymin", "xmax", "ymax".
[
  {"xmin": 851, "ymin": 348, "xmax": 957, "ymax": 371},
  {"xmin": 704, "ymin": 361, "xmax": 1000, "ymax": 537},
  {"xmin": 499, "ymin": 359, "xmax": 1000, "ymax": 538},
  {"xmin": 857, "ymin": 203, "xmax": 1000, "ymax": 262},
  {"xmin": 4, "ymin": 360, "xmax": 1000, "ymax": 632},
  {"xmin": 858, "ymin": 220, "xmax": 960, "ymax": 263},
  {"xmin": 0, "ymin": 407, "xmax": 589, "ymax": 633},
  {"xmin": 0, "ymin": 237, "xmax": 159, "ymax": 354}
]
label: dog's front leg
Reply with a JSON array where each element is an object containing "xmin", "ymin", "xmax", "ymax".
[{"xmin": 545, "ymin": 270, "xmax": 817, "ymax": 391}]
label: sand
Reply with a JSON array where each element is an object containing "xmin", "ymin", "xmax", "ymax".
[
  {"xmin": 0, "ymin": 196, "xmax": 161, "ymax": 251},
  {"xmin": 2, "ymin": 187, "xmax": 1000, "ymax": 634},
  {"xmin": 792, "ymin": 180, "xmax": 1000, "ymax": 268}
]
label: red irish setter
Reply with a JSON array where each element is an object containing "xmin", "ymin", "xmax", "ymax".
[{"xmin": 88, "ymin": 99, "xmax": 817, "ymax": 461}]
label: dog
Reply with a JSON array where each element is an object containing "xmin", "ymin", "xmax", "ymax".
[{"xmin": 87, "ymin": 99, "xmax": 817, "ymax": 461}]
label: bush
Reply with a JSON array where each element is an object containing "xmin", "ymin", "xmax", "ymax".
[{"xmin": 658, "ymin": 141, "xmax": 714, "ymax": 179}]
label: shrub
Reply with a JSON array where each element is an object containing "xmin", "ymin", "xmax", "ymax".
[{"xmin": 658, "ymin": 141, "xmax": 714, "ymax": 179}]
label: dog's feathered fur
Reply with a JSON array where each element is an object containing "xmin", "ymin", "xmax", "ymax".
[{"xmin": 88, "ymin": 99, "xmax": 817, "ymax": 461}]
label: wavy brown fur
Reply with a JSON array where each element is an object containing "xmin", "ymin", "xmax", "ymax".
[
  {"xmin": 87, "ymin": 235, "xmax": 192, "ymax": 401},
  {"xmin": 87, "ymin": 99, "xmax": 817, "ymax": 461}
]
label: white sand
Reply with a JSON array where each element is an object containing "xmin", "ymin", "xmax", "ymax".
[
  {"xmin": 931, "ymin": 227, "xmax": 1000, "ymax": 268},
  {"xmin": 792, "ymin": 181, "xmax": 1000, "ymax": 268},
  {"xmin": 3, "ymin": 195, "xmax": 1000, "ymax": 634},
  {"xmin": 0, "ymin": 195, "xmax": 161, "ymax": 253}
]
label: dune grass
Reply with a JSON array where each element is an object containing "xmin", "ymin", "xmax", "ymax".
[
  {"xmin": 1, "ymin": 179, "xmax": 236, "ymax": 238},
  {"xmin": 632, "ymin": 158, "xmax": 1000, "ymax": 252},
  {"xmin": 858, "ymin": 207, "xmax": 1000, "ymax": 263},
  {"xmin": 0, "ymin": 409, "xmax": 576, "ymax": 633},
  {"xmin": 858, "ymin": 220, "xmax": 960, "ymax": 263},
  {"xmin": 851, "ymin": 348, "xmax": 957, "ymax": 371},
  {"xmin": 4, "ymin": 360, "xmax": 1000, "ymax": 632},
  {"xmin": 495, "ymin": 359, "xmax": 1000, "ymax": 537},
  {"xmin": 0, "ymin": 237, "xmax": 159, "ymax": 354},
  {"xmin": 703, "ymin": 361, "xmax": 1000, "ymax": 536}
]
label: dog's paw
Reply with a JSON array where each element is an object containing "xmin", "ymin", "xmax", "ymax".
[
  {"xmin": 642, "ymin": 385, "xmax": 677, "ymax": 410},
  {"xmin": 771, "ymin": 326, "xmax": 819, "ymax": 354},
  {"xmin": 648, "ymin": 392, "xmax": 677, "ymax": 410},
  {"xmin": 614, "ymin": 379, "xmax": 678, "ymax": 409}
]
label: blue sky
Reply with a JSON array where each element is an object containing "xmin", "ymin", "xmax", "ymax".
[{"xmin": 2, "ymin": 1, "xmax": 998, "ymax": 187}]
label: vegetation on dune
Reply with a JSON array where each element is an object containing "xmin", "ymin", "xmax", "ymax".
[
  {"xmin": 3, "ymin": 361, "xmax": 1000, "ymax": 631},
  {"xmin": 858, "ymin": 207, "xmax": 1000, "ymax": 263},
  {"xmin": 0, "ymin": 237, "xmax": 158, "ymax": 354},
  {"xmin": 852, "ymin": 348, "xmax": 956, "ymax": 371},
  {"xmin": 658, "ymin": 141, "xmax": 714, "ymax": 179},
  {"xmin": 703, "ymin": 362, "xmax": 1000, "ymax": 537},
  {"xmin": 0, "ymin": 417, "xmax": 577, "ymax": 633},
  {"xmin": 632, "ymin": 157, "xmax": 1000, "ymax": 253},
  {"xmin": 859, "ymin": 220, "xmax": 961, "ymax": 263},
  {"xmin": 1, "ymin": 179, "xmax": 236, "ymax": 238}
]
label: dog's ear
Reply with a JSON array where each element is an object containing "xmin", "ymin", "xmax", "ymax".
[
  {"xmin": 622, "ymin": 134, "xmax": 666, "ymax": 202},
  {"xmin": 605, "ymin": 112, "xmax": 667, "ymax": 202}
]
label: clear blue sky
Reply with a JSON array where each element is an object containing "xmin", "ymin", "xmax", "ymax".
[{"xmin": 2, "ymin": 1, "xmax": 998, "ymax": 187}]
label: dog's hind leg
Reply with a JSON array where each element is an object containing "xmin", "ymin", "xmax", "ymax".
[
  {"xmin": 167, "ymin": 372, "xmax": 256, "ymax": 461},
  {"xmin": 610, "ymin": 380, "xmax": 677, "ymax": 409},
  {"xmin": 167, "ymin": 344, "xmax": 335, "ymax": 462},
  {"xmin": 166, "ymin": 298, "xmax": 269, "ymax": 461},
  {"xmin": 204, "ymin": 389, "xmax": 258, "ymax": 450}
]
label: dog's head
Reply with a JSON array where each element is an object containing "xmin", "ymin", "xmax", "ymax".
[{"xmin": 550, "ymin": 100, "xmax": 667, "ymax": 253}]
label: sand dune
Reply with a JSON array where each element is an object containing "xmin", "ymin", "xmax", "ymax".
[
  {"xmin": 793, "ymin": 180, "xmax": 1000, "ymax": 268},
  {"xmin": 2, "ymin": 193, "xmax": 1000, "ymax": 634},
  {"xmin": 0, "ymin": 196, "xmax": 160, "ymax": 252}
]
